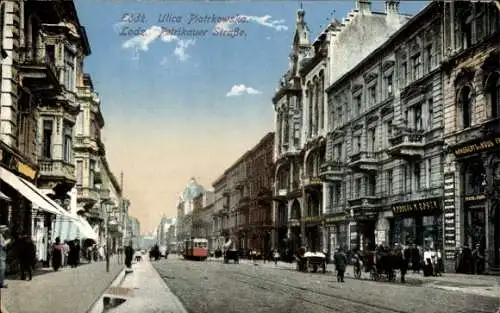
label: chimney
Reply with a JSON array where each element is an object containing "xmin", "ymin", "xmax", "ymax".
[
  {"xmin": 385, "ymin": 0, "xmax": 400, "ymax": 15},
  {"xmin": 357, "ymin": 0, "xmax": 372, "ymax": 14}
]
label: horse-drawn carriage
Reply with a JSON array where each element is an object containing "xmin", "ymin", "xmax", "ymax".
[
  {"xmin": 353, "ymin": 247, "xmax": 407, "ymax": 282},
  {"xmin": 296, "ymin": 249, "xmax": 326, "ymax": 273}
]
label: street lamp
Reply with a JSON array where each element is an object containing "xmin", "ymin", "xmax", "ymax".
[{"xmin": 100, "ymin": 189, "xmax": 113, "ymax": 273}]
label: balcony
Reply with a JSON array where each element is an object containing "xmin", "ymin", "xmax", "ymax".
[
  {"xmin": 38, "ymin": 160, "xmax": 75, "ymax": 184},
  {"xmin": 76, "ymin": 187, "xmax": 99, "ymax": 207},
  {"xmin": 302, "ymin": 176, "xmax": 322, "ymax": 189},
  {"xmin": 18, "ymin": 50, "xmax": 59, "ymax": 94},
  {"xmin": 388, "ymin": 131, "xmax": 425, "ymax": 159},
  {"xmin": 348, "ymin": 196, "xmax": 382, "ymax": 218},
  {"xmin": 319, "ymin": 161, "xmax": 345, "ymax": 181},
  {"xmin": 273, "ymin": 188, "xmax": 288, "ymax": 201},
  {"xmin": 74, "ymin": 135, "xmax": 99, "ymax": 153},
  {"xmin": 348, "ymin": 151, "xmax": 378, "ymax": 172},
  {"xmin": 86, "ymin": 206, "xmax": 103, "ymax": 221}
]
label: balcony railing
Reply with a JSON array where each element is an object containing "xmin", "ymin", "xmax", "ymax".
[
  {"xmin": 20, "ymin": 48, "xmax": 59, "ymax": 85},
  {"xmin": 388, "ymin": 130, "xmax": 425, "ymax": 158},
  {"xmin": 38, "ymin": 160, "xmax": 75, "ymax": 182},
  {"xmin": 76, "ymin": 187, "xmax": 99, "ymax": 202},
  {"xmin": 74, "ymin": 135, "xmax": 99, "ymax": 151},
  {"xmin": 348, "ymin": 151, "xmax": 378, "ymax": 172},
  {"xmin": 320, "ymin": 160, "xmax": 345, "ymax": 180},
  {"xmin": 348, "ymin": 196, "xmax": 382, "ymax": 208}
]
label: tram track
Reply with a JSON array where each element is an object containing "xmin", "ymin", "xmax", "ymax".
[{"xmin": 225, "ymin": 270, "xmax": 409, "ymax": 313}]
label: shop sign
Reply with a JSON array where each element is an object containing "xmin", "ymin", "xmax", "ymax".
[
  {"xmin": 443, "ymin": 173, "xmax": 456, "ymax": 260},
  {"xmin": 391, "ymin": 198, "xmax": 441, "ymax": 215},
  {"xmin": 324, "ymin": 215, "xmax": 346, "ymax": 224},
  {"xmin": 463, "ymin": 194, "xmax": 487, "ymax": 202},
  {"xmin": 453, "ymin": 135, "xmax": 500, "ymax": 157},
  {"xmin": 16, "ymin": 160, "xmax": 37, "ymax": 181}
]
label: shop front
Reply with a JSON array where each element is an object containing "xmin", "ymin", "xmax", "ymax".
[
  {"xmin": 452, "ymin": 133, "xmax": 500, "ymax": 273},
  {"xmin": 324, "ymin": 214, "xmax": 349, "ymax": 262},
  {"xmin": 389, "ymin": 197, "xmax": 443, "ymax": 251}
]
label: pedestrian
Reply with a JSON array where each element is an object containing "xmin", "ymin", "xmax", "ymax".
[
  {"xmin": 63, "ymin": 241, "xmax": 69, "ymax": 267},
  {"xmin": 73, "ymin": 239, "xmax": 81, "ymax": 267},
  {"xmin": 334, "ymin": 247, "xmax": 347, "ymax": 283},
  {"xmin": 0, "ymin": 225, "xmax": 11, "ymax": 288},
  {"xmin": 273, "ymin": 248, "xmax": 280, "ymax": 266},
  {"xmin": 52, "ymin": 237, "xmax": 64, "ymax": 271},
  {"xmin": 19, "ymin": 234, "xmax": 36, "ymax": 281},
  {"xmin": 124, "ymin": 240, "xmax": 134, "ymax": 270}
]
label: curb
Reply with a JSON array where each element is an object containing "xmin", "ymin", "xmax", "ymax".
[{"xmin": 86, "ymin": 267, "xmax": 127, "ymax": 313}]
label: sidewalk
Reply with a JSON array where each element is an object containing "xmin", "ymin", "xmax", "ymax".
[
  {"xmin": 105, "ymin": 259, "xmax": 188, "ymax": 313},
  {"xmin": 1, "ymin": 258, "xmax": 123, "ymax": 313}
]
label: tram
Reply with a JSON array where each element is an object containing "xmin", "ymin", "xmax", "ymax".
[{"xmin": 183, "ymin": 238, "xmax": 209, "ymax": 261}]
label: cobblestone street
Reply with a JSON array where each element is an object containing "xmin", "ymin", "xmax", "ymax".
[{"xmin": 153, "ymin": 256, "xmax": 500, "ymax": 313}]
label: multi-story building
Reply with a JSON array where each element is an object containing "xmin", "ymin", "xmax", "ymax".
[
  {"xmin": 157, "ymin": 216, "xmax": 176, "ymax": 246},
  {"xmin": 211, "ymin": 174, "xmax": 228, "ymax": 250},
  {"xmin": 273, "ymin": 0, "xmax": 412, "ymax": 254},
  {"xmin": 324, "ymin": 1, "xmax": 444, "ymax": 255},
  {"xmin": 246, "ymin": 132, "xmax": 274, "ymax": 254},
  {"xmin": 128, "ymin": 215, "xmax": 140, "ymax": 248},
  {"xmin": 34, "ymin": 1, "xmax": 91, "ymax": 204},
  {"xmin": 192, "ymin": 190, "xmax": 214, "ymax": 238},
  {"xmin": 74, "ymin": 74, "xmax": 104, "ymax": 227},
  {"xmin": 209, "ymin": 133, "xmax": 274, "ymax": 254},
  {"xmin": 441, "ymin": 2, "xmax": 500, "ymax": 273}
]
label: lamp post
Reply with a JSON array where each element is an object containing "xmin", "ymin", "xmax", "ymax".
[{"xmin": 100, "ymin": 190, "xmax": 112, "ymax": 273}]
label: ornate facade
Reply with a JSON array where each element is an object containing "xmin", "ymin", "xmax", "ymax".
[{"xmin": 441, "ymin": 1, "xmax": 500, "ymax": 273}]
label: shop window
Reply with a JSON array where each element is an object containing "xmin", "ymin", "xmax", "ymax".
[
  {"xmin": 485, "ymin": 72, "xmax": 500, "ymax": 119},
  {"xmin": 458, "ymin": 86, "xmax": 473, "ymax": 129},
  {"xmin": 464, "ymin": 161, "xmax": 486, "ymax": 195}
]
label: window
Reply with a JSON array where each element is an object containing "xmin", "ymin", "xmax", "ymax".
[
  {"xmin": 426, "ymin": 159, "xmax": 432, "ymax": 188},
  {"xmin": 400, "ymin": 60, "xmax": 407, "ymax": 86},
  {"xmin": 353, "ymin": 135, "xmax": 361, "ymax": 153},
  {"xmin": 411, "ymin": 53, "xmax": 422, "ymax": 80},
  {"xmin": 307, "ymin": 87, "xmax": 313, "ymax": 137},
  {"xmin": 283, "ymin": 115, "xmax": 290, "ymax": 145},
  {"xmin": 414, "ymin": 162, "xmax": 421, "ymax": 191},
  {"xmin": 355, "ymin": 178, "xmax": 362, "ymax": 198},
  {"xmin": 402, "ymin": 164, "xmax": 411, "ymax": 193},
  {"xmin": 367, "ymin": 175, "xmax": 376, "ymax": 196},
  {"xmin": 337, "ymin": 106, "xmax": 343, "ymax": 126},
  {"xmin": 355, "ymin": 95, "xmax": 362, "ymax": 115},
  {"xmin": 76, "ymin": 160, "xmax": 83, "ymax": 186},
  {"xmin": 486, "ymin": 72, "xmax": 500, "ymax": 119},
  {"xmin": 368, "ymin": 128, "xmax": 376, "ymax": 152},
  {"xmin": 42, "ymin": 120, "xmax": 53, "ymax": 158},
  {"xmin": 334, "ymin": 183, "xmax": 341, "ymax": 205},
  {"xmin": 386, "ymin": 74, "xmax": 393, "ymax": 97},
  {"xmin": 46, "ymin": 45, "xmax": 55, "ymax": 64},
  {"xmin": 414, "ymin": 104, "xmax": 423, "ymax": 130},
  {"xmin": 328, "ymin": 185, "xmax": 334, "ymax": 210},
  {"xmin": 425, "ymin": 45, "xmax": 433, "ymax": 72},
  {"xmin": 461, "ymin": 10, "xmax": 473, "ymax": 49},
  {"xmin": 427, "ymin": 98, "xmax": 433, "ymax": 129},
  {"xmin": 386, "ymin": 120, "xmax": 393, "ymax": 139},
  {"xmin": 368, "ymin": 85, "xmax": 377, "ymax": 105},
  {"xmin": 64, "ymin": 48, "xmax": 76, "ymax": 91},
  {"xmin": 89, "ymin": 160, "xmax": 95, "ymax": 188},
  {"xmin": 387, "ymin": 170, "xmax": 393, "ymax": 195},
  {"xmin": 337, "ymin": 144, "xmax": 342, "ymax": 160},
  {"xmin": 63, "ymin": 123, "xmax": 72, "ymax": 163},
  {"xmin": 458, "ymin": 86, "xmax": 473, "ymax": 129}
]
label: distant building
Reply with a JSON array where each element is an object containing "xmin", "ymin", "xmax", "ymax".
[{"xmin": 176, "ymin": 178, "xmax": 204, "ymax": 242}]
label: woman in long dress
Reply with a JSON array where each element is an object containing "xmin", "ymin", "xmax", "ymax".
[{"xmin": 52, "ymin": 237, "xmax": 64, "ymax": 271}]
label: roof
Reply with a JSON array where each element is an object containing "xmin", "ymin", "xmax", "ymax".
[{"xmin": 180, "ymin": 177, "xmax": 204, "ymax": 202}]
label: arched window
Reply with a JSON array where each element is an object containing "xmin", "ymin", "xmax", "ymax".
[
  {"xmin": 485, "ymin": 72, "xmax": 500, "ymax": 119},
  {"xmin": 457, "ymin": 86, "xmax": 473, "ymax": 129},
  {"xmin": 313, "ymin": 76, "xmax": 319, "ymax": 135},
  {"xmin": 307, "ymin": 82, "xmax": 313, "ymax": 137}
]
